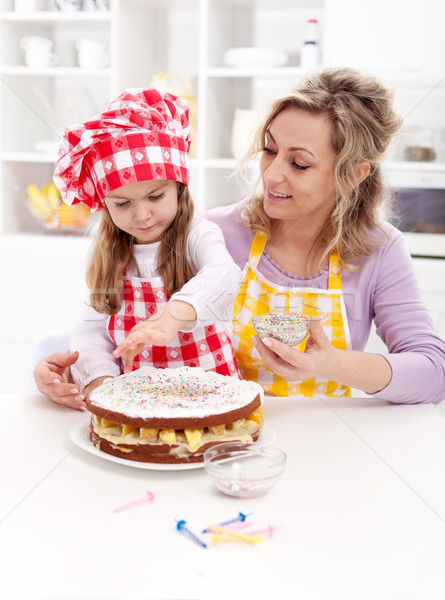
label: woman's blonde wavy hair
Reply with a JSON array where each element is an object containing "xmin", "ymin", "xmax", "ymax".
[
  {"xmin": 86, "ymin": 183, "xmax": 194, "ymax": 314},
  {"xmin": 240, "ymin": 67, "xmax": 403, "ymax": 272}
]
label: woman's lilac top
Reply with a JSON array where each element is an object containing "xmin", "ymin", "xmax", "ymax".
[{"xmin": 208, "ymin": 199, "xmax": 445, "ymax": 404}]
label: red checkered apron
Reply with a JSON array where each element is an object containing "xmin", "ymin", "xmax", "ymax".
[{"xmin": 108, "ymin": 274, "xmax": 240, "ymax": 378}]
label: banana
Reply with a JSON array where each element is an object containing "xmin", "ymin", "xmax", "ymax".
[
  {"xmin": 26, "ymin": 184, "xmax": 52, "ymax": 221},
  {"xmin": 27, "ymin": 195, "xmax": 52, "ymax": 221},
  {"xmin": 45, "ymin": 182, "xmax": 61, "ymax": 211}
]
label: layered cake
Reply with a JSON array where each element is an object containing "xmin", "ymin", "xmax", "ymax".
[{"xmin": 87, "ymin": 366, "xmax": 264, "ymax": 464}]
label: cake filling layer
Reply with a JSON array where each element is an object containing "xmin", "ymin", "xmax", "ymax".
[{"xmin": 91, "ymin": 406, "xmax": 263, "ymax": 453}]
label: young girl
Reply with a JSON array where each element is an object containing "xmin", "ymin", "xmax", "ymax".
[{"xmin": 54, "ymin": 88, "xmax": 241, "ymax": 404}]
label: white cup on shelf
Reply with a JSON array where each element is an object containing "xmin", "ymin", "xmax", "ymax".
[
  {"xmin": 75, "ymin": 38, "xmax": 108, "ymax": 69},
  {"xmin": 20, "ymin": 36, "xmax": 58, "ymax": 68}
]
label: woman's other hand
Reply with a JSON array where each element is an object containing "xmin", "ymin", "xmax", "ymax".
[
  {"xmin": 253, "ymin": 318, "xmax": 392, "ymax": 394},
  {"xmin": 33, "ymin": 351, "xmax": 87, "ymax": 411}
]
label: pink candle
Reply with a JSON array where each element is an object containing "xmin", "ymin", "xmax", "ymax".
[{"xmin": 113, "ymin": 491, "xmax": 158, "ymax": 513}]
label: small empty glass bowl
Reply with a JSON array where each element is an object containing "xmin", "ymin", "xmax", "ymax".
[
  {"xmin": 204, "ymin": 442, "xmax": 286, "ymax": 498},
  {"xmin": 252, "ymin": 312, "xmax": 312, "ymax": 346}
]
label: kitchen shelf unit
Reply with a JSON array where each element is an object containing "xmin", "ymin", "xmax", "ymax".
[
  {"xmin": 1, "ymin": 0, "xmax": 445, "ymax": 237},
  {"xmin": 198, "ymin": 0, "xmax": 324, "ymax": 208},
  {"xmin": 0, "ymin": 0, "xmax": 117, "ymax": 235}
]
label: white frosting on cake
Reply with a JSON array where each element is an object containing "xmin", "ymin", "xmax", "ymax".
[{"xmin": 89, "ymin": 366, "xmax": 263, "ymax": 419}]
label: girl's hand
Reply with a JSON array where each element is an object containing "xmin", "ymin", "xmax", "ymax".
[
  {"xmin": 33, "ymin": 351, "xmax": 87, "ymax": 411},
  {"xmin": 253, "ymin": 318, "xmax": 335, "ymax": 382},
  {"xmin": 113, "ymin": 300, "xmax": 197, "ymax": 373}
]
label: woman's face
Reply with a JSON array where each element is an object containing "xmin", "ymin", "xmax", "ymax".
[
  {"xmin": 260, "ymin": 107, "xmax": 338, "ymax": 229},
  {"xmin": 104, "ymin": 180, "xmax": 179, "ymax": 244}
]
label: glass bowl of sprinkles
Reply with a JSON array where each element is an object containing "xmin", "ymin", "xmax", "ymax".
[
  {"xmin": 204, "ymin": 442, "xmax": 286, "ymax": 498},
  {"xmin": 252, "ymin": 312, "xmax": 312, "ymax": 346}
]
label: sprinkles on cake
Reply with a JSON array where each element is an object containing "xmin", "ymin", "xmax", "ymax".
[{"xmin": 90, "ymin": 366, "xmax": 262, "ymax": 418}]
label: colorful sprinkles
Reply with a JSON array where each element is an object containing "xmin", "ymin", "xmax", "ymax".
[
  {"xmin": 252, "ymin": 312, "xmax": 312, "ymax": 346},
  {"xmin": 89, "ymin": 366, "xmax": 263, "ymax": 418}
]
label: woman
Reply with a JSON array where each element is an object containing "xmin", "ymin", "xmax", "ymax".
[
  {"xmin": 35, "ymin": 67, "xmax": 445, "ymax": 406},
  {"xmin": 207, "ymin": 67, "xmax": 445, "ymax": 403}
]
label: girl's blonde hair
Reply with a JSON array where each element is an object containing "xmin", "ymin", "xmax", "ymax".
[
  {"xmin": 87, "ymin": 183, "xmax": 194, "ymax": 314},
  {"xmin": 241, "ymin": 67, "xmax": 403, "ymax": 271}
]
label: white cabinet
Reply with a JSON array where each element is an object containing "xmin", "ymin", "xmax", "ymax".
[
  {"xmin": 324, "ymin": 0, "xmax": 425, "ymax": 74},
  {"xmin": 323, "ymin": 0, "xmax": 445, "ymax": 223},
  {"xmin": 323, "ymin": 0, "xmax": 445, "ymax": 78}
]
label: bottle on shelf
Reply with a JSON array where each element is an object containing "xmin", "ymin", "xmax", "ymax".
[{"xmin": 300, "ymin": 18, "xmax": 320, "ymax": 70}]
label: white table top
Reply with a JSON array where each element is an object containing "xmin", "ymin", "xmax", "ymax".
[{"xmin": 2, "ymin": 393, "xmax": 445, "ymax": 600}]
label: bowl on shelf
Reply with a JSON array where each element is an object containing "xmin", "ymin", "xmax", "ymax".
[
  {"xmin": 204, "ymin": 442, "xmax": 286, "ymax": 498},
  {"xmin": 252, "ymin": 311, "xmax": 313, "ymax": 346},
  {"xmin": 25, "ymin": 182, "xmax": 92, "ymax": 234},
  {"xmin": 223, "ymin": 47, "xmax": 288, "ymax": 69}
]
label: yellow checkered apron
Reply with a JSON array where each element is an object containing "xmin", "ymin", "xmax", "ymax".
[{"xmin": 233, "ymin": 232, "xmax": 351, "ymax": 397}]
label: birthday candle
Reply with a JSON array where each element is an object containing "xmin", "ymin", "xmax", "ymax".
[
  {"xmin": 175, "ymin": 519, "xmax": 208, "ymax": 549},
  {"xmin": 202, "ymin": 511, "xmax": 252, "ymax": 533},
  {"xmin": 207, "ymin": 526, "xmax": 263, "ymax": 545},
  {"xmin": 244, "ymin": 525, "xmax": 282, "ymax": 538},
  {"xmin": 219, "ymin": 520, "xmax": 253, "ymax": 531},
  {"xmin": 113, "ymin": 491, "xmax": 158, "ymax": 513}
]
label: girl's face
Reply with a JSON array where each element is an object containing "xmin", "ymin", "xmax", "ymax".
[
  {"xmin": 260, "ymin": 107, "xmax": 338, "ymax": 229},
  {"xmin": 104, "ymin": 180, "xmax": 179, "ymax": 244}
]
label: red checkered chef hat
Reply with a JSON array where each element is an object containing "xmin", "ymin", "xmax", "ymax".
[{"xmin": 53, "ymin": 88, "xmax": 192, "ymax": 212}]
